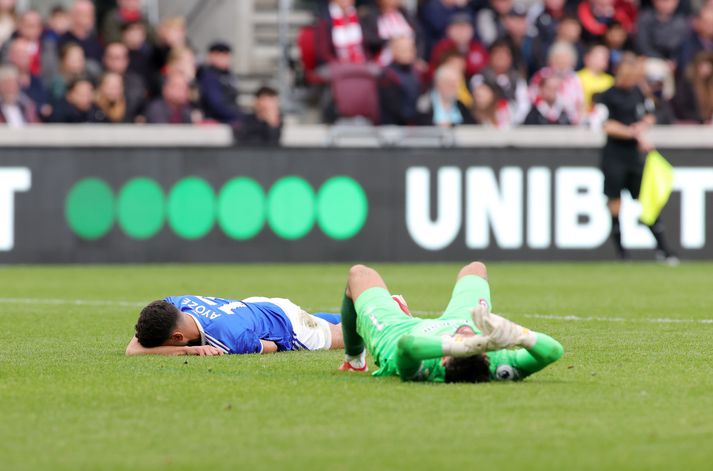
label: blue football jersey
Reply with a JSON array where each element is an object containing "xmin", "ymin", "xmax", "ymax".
[{"xmin": 164, "ymin": 295, "xmax": 297, "ymax": 354}]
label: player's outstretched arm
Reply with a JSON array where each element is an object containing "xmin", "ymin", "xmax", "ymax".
[
  {"xmin": 472, "ymin": 305, "xmax": 564, "ymax": 378},
  {"xmin": 125, "ymin": 336, "xmax": 224, "ymax": 356},
  {"xmin": 510, "ymin": 333, "xmax": 564, "ymax": 376},
  {"xmin": 395, "ymin": 334, "xmax": 489, "ymax": 380}
]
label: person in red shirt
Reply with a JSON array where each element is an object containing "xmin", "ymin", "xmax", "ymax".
[
  {"xmin": 430, "ymin": 13, "xmax": 489, "ymax": 80},
  {"xmin": 578, "ymin": 0, "xmax": 636, "ymax": 43}
]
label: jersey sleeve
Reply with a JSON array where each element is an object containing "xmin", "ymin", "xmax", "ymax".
[
  {"xmin": 488, "ymin": 333, "xmax": 564, "ymax": 381},
  {"xmin": 226, "ymin": 331, "xmax": 263, "ymax": 354},
  {"xmin": 394, "ymin": 335, "xmax": 446, "ymax": 382},
  {"xmin": 207, "ymin": 321, "xmax": 263, "ymax": 355}
]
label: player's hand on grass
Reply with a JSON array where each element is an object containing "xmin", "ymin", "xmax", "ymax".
[
  {"xmin": 471, "ymin": 305, "xmax": 536, "ymax": 350},
  {"xmin": 183, "ymin": 345, "xmax": 225, "ymax": 356}
]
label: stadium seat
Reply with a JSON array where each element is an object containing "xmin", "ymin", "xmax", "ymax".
[{"xmin": 329, "ymin": 63, "xmax": 380, "ymax": 125}]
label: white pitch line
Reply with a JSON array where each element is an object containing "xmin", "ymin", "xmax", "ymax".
[
  {"xmin": 521, "ymin": 313, "xmax": 713, "ymax": 324},
  {"xmin": 321, "ymin": 306, "xmax": 713, "ymax": 325},
  {"xmin": 1, "ymin": 298, "xmax": 711, "ymax": 325},
  {"xmin": 0, "ymin": 298, "xmax": 145, "ymax": 308}
]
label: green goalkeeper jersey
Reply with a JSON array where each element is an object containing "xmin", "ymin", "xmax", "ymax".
[
  {"xmin": 370, "ymin": 318, "xmax": 476, "ymax": 382},
  {"xmin": 354, "ymin": 282, "xmax": 563, "ymax": 383},
  {"xmin": 369, "ymin": 317, "xmax": 562, "ymax": 383}
]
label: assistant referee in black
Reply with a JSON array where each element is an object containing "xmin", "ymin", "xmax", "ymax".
[{"xmin": 596, "ymin": 53, "xmax": 676, "ymax": 262}]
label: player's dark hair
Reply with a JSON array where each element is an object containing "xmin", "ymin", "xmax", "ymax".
[
  {"xmin": 444, "ymin": 354, "xmax": 491, "ymax": 383},
  {"xmin": 135, "ymin": 300, "xmax": 180, "ymax": 348}
]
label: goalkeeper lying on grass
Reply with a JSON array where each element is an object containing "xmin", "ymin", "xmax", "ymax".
[{"xmin": 339, "ymin": 262, "xmax": 564, "ymax": 383}]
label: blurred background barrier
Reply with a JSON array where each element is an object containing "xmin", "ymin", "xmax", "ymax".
[
  {"xmin": 3, "ymin": 124, "xmax": 713, "ymax": 147},
  {"xmin": 1, "ymin": 144, "xmax": 711, "ymax": 263}
]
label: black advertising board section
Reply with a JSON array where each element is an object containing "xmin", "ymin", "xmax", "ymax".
[{"xmin": 0, "ymin": 147, "xmax": 711, "ymax": 263}]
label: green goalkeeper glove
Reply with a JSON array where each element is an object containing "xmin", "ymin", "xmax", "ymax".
[{"xmin": 471, "ymin": 304, "xmax": 537, "ymax": 350}]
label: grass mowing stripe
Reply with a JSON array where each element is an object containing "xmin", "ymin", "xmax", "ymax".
[{"xmin": 2, "ymin": 297, "xmax": 712, "ymax": 324}]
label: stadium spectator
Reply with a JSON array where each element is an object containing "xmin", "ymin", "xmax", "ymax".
[
  {"xmin": 476, "ymin": 0, "xmax": 514, "ymax": 46},
  {"xmin": 50, "ymin": 77, "xmax": 103, "ymax": 123},
  {"xmin": 10, "ymin": 10, "xmax": 57, "ymax": 83},
  {"xmin": 528, "ymin": 0, "xmax": 575, "ymax": 49},
  {"xmin": 636, "ymin": 0, "xmax": 688, "ymax": 61},
  {"xmin": 672, "ymin": 51, "xmax": 713, "ymax": 123},
  {"xmin": 94, "ymin": 72, "xmax": 129, "ymax": 123},
  {"xmin": 604, "ymin": 20, "xmax": 634, "ymax": 74},
  {"xmin": 0, "ymin": 64, "xmax": 38, "ymax": 126},
  {"xmin": 501, "ymin": 5, "xmax": 530, "ymax": 71},
  {"xmin": 360, "ymin": 0, "xmax": 423, "ymax": 66},
  {"xmin": 643, "ymin": 57, "xmax": 675, "ymax": 124},
  {"xmin": 416, "ymin": 64, "xmax": 474, "ymax": 126},
  {"xmin": 197, "ymin": 41, "xmax": 243, "ymax": 126},
  {"xmin": 435, "ymin": 49, "xmax": 473, "ymax": 107},
  {"xmin": 430, "ymin": 13, "xmax": 488, "ymax": 79},
  {"xmin": 471, "ymin": 81, "xmax": 510, "ymax": 127},
  {"xmin": 315, "ymin": 0, "xmax": 369, "ymax": 66},
  {"xmin": 59, "ymin": 0, "xmax": 103, "ymax": 69},
  {"xmin": 676, "ymin": 7, "xmax": 713, "ymax": 72},
  {"xmin": 144, "ymin": 72, "xmax": 199, "ymax": 124},
  {"xmin": 577, "ymin": 44, "xmax": 613, "ymax": 115},
  {"xmin": 529, "ymin": 41, "xmax": 584, "ymax": 124},
  {"xmin": 103, "ymin": 41, "xmax": 146, "ymax": 119},
  {"xmin": 152, "ymin": 16, "xmax": 188, "ymax": 72},
  {"xmin": 6, "ymin": 38, "xmax": 49, "ymax": 118},
  {"xmin": 0, "ymin": 0, "xmax": 16, "ymax": 50},
  {"xmin": 121, "ymin": 20, "xmax": 158, "ymax": 97},
  {"xmin": 378, "ymin": 36, "xmax": 423, "ymax": 125},
  {"xmin": 102, "ymin": 0, "xmax": 154, "ymax": 44},
  {"xmin": 577, "ymin": 0, "xmax": 636, "ymax": 43},
  {"xmin": 237, "ymin": 86, "xmax": 283, "ymax": 146},
  {"xmin": 529, "ymin": 15, "xmax": 583, "ymax": 77},
  {"xmin": 45, "ymin": 6, "xmax": 70, "ymax": 44},
  {"xmin": 164, "ymin": 46, "xmax": 200, "ymax": 105},
  {"xmin": 470, "ymin": 39, "xmax": 529, "ymax": 124},
  {"xmin": 48, "ymin": 42, "xmax": 92, "ymax": 105},
  {"xmin": 418, "ymin": 0, "xmax": 472, "ymax": 58},
  {"xmin": 524, "ymin": 74, "xmax": 571, "ymax": 124}
]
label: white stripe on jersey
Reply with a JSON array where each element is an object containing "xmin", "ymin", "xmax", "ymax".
[{"xmin": 205, "ymin": 334, "xmax": 230, "ymax": 352}]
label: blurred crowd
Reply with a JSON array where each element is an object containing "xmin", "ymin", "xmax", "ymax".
[
  {"xmin": 2, "ymin": 0, "xmax": 712, "ymax": 139},
  {"xmin": 0, "ymin": 0, "xmax": 282, "ymax": 145},
  {"xmin": 304, "ymin": 0, "xmax": 713, "ymax": 127}
]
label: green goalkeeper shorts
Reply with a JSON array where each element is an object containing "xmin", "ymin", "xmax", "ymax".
[{"xmin": 438, "ymin": 275, "xmax": 492, "ymax": 322}]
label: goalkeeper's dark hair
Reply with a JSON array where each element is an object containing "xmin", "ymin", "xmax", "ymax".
[
  {"xmin": 445, "ymin": 354, "xmax": 491, "ymax": 383},
  {"xmin": 135, "ymin": 300, "xmax": 180, "ymax": 348}
]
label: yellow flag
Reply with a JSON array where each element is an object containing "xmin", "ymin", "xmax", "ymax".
[{"xmin": 639, "ymin": 150, "xmax": 674, "ymax": 225}]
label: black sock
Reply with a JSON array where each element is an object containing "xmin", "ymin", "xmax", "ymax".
[
  {"xmin": 341, "ymin": 292, "xmax": 365, "ymax": 356},
  {"xmin": 648, "ymin": 218, "xmax": 674, "ymax": 257},
  {"xmin": 610, "ymin": 215, "xmax": 626, "ymax": 257}
]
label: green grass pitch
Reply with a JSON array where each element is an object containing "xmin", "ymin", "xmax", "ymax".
[{"xmin": 1, "ymin": 262, "xmax": 712, "ymax": 471}]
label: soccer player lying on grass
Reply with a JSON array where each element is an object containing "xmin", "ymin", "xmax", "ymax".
[
  {"xmin": 126, "ymin": 295, "xmax": 344, "ymax": 356},
  {"xmin": 339, "ymin": 262, "xmax": 564, "ymax": 383}
]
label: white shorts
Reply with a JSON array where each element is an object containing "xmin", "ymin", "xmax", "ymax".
[{"xmin": 243, "ymin": 297, "xmax": 333, "ymax": 351}]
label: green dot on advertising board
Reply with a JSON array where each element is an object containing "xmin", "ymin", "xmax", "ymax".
[
  {"xmin": 65, "ymin": 178, "xmax": 114, "ymax": 240},
  {"xmin": 116, "ymin": 178, "xmax": 165, "ymax": 240},
  {"xmin": 267, "ymin": 176, "xmax": 315, "ymax": 240},
  {"xmin": 218, "ymin": 178, "xmax": 266, "ymax": 240},
  {"xmin": 167, "ymin": 177, "xmax": 216, "ymax": 239},
  {"xmin": 317, "ymin": 177, "xmax": 368, "ymax": 240}
]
